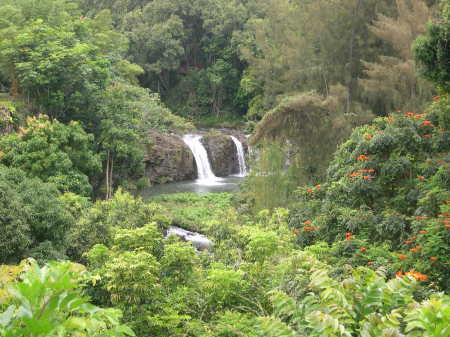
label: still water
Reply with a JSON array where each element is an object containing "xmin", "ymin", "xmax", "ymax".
[{"xmin": 142, "ymin": 176, "xmax": 244, "ymax": 197}]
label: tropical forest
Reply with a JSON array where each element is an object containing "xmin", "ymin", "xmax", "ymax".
[{"xmin": 0, "ymin": 0, "xmax": 449, "ymax": 336}]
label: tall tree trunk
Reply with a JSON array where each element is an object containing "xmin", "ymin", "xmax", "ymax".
[
  {"xmin": 105, "ymin": 150, "xmax": 110, "ymax": 199},
  {"xmin": 109, "ymin": 155, "xmax": 114, "ymax": 199}
]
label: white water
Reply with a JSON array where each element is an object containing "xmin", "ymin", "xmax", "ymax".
[
  {"xmin": 230, "ymin": 136, "xmax": 247, "ymax": 176},
  {"xmin": 166, "ymin": 226, "xmax": 212, "ymax": 250},
  {"xmin": 182, "ymin": 134, "xmax": 221, "ymax": 184}
]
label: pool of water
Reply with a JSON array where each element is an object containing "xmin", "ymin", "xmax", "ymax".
[{"xmin": 142, "ymin": 176, "xmax": 245, "ymax": 197}]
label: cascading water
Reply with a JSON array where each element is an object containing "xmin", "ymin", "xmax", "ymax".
[
  {"xmin": 182, "ymin": 134, "xmax": 220, "ymax": 184},
  {"xmin": 230, "ymin": 135, "xmax": 247, "ymax": 176}
]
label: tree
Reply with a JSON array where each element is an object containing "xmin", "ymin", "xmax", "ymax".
[
  {"xmin": 0, "ymin": 115, "xmax": 101, "ymax": 196},
  {"xmin": 238, "ymin": 0, "xmax": 394, "ymax": 115},
  {"xmin": 414, "ymin": 2, "xmax": 450, "ymax": 91},
  {"xmin": 250, "ymin": 86, "xmax": 373, "ymax": 185},
  {"xmin": 0, "ymin": 166, "xmax": 74, "ymax": 264},
  {"xmin": 360, "ymin": 0, "xmax": 434, "ymax": 114},
  {"xmin": 97, "ymin": 82, "xmax": 190, "ymax": 198},
  {"xmin": 0, "ymin": 18, "xmax": 111, "ymax": 122}
]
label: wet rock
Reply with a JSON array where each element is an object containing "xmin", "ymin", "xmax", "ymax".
[
  {"xmin": 144, "ymin": 131, "xmax": 197, "ymax": 183},
  {"xmin": 201, "ymin": 133, "xmax": 239, "ymax": 177}
]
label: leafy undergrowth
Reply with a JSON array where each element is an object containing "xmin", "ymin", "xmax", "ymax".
[{"xmin": 148, "ymin": 192, "xmax": 235, "ymax": 232}]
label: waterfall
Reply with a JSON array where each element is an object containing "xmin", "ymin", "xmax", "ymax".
[
  {"xmin": 182, "ymin": 134, "xmax": 219, "ymax": 183},
  {"xmin": 230, "ymin": 135, "xmax": 247, "ymax": 176}
]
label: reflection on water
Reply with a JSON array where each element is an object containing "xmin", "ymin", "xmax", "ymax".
[{"xmin": 142, "ymin": 176, "xmax": 244, "ymax": 197}]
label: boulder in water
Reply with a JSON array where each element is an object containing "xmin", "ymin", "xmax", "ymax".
[{"xmin": 166, "ymin": 226, "xmax": 213, "ymax": 251}]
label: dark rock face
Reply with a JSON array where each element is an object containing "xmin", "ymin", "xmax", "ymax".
[
  {"xmin": 144, "ymin": 131, "xmax": 196, "ymax": 183},
  {"xmin": 201, "ymin": 133, "xmax": 239, "ymax": 177}
]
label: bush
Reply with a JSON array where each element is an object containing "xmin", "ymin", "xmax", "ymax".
[{"xmin": 0, "ymin": 260, "xmax": 134, "ymax": 337}]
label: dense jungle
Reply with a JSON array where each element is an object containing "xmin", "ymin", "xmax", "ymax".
[{"xmin": 0, "ymin": 0, "xmax": 449, "ymax": 336}]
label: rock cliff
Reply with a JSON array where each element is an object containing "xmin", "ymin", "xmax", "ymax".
[
  {"xmin": 144, "ymin": 131, "xmax": 196, "ymax": 183},
  {"xmin": 201, "ymin": 133, "xmax": 239, "ymax": 177}
]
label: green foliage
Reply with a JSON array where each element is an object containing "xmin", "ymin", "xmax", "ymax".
[
  {"xmin": 0, "ymin": 259, "xmax": 134, "ymax": 337},
  {"xmin": 257, "ymin": 265, "xmax": 430, "ymax": 337},
  {"xmin": 119, "ymin": 0, "xmax": 248, "ymax": 118},
  {"xmin": 0, "ymin": 166, "xmax": 74, "ymax": 264},
  {"xmin": 414, "ymin": 2, "xmax": 450, "ymax": 92},
  {"xmin": 244, "ymin": 142, "xmax": 298, "ymax": 211},
  {"xmin": 0, "ymin": 115, "xmax": 101, "ymax": 196},
  {"xmin": 97, "ymin": 81, "xmax": 192, "ymax": 197},
  {"xmin": 250, "ymin": 88, "xmax": 373, "ymax": 186},
  {"xmin": 149, "ymin": 192, "xmax": 234, "ymax": 232},
  {"xmin": 0, "ymin": 17, "xmax": 111, "ymax": 121},
  {"xmin": 105, "ymin": 251, "xmax": 161, "ymax": 305},
  {"xmin": 288, "ymin": 97, "xmax": 450, "ymax": 289},
  {"xmin": 67, "ymin": 189, "xmax": 170, "ymax": 262}
]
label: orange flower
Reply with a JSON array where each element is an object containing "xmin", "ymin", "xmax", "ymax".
[
  {"xmin": 396, "ymin": 271, "xmax": 404, "ymax": 277},
  {"xmin": 307, "ymin": 189, "xmax": 313, "ymax": 193},
  {"xmin": 397, "ymin": 254, "xmax": 407, "ymax": 259},
  {"xmin": 292, "ymin": 229, "xmax": 300, "ymax": 235},
  {"xmin": 417, "ymin": 176, "xmax": 425, "ymax": 181},
  {"xmin": 302, "ymin": 226, "xmax": 316, "ymax": 231},
  {"xmin": 436, "ymin": 159, "xmax": 445, "ymax": 163},
  {"xmin": 387, "ymin": 116, "xmax": 395, "ymax": 123},
  {"xmin": 430, "ymin": 257, "xmax": 438, "ymax": 261},
  {"xmin": 345, "ymin": 232, "xmax": 353, "ymax": 240},
  {"xmin": 357, "ymin": 155, "xmax": 369, "ymax": 161},
  {"xmin": 405, "ymin": 270, "xmax": 428, "ymax": 281},
  {"xmin": 421, "ymin": 120, "xmax": 433, "ymax": 127},
  {"xmin": 419, "ymin": 230, "xmax": 428, "ymax": 234},
  {"xmin": 367, "ymin": 261, "xmax": 374, "ymax": 265},
  {"xmin": 415, "ymin": 216, "xmax": 428, "ymax": 220},
  {"xmin": 422, "ymin": 134, "xmax": 432, "ymax": 138},
  {"xmin": 410, "ymin": 246, "xmax": 422, "ymax": 253},
  {"xmin": 367, "ymin": 169, "xmax": 376, "ymax": 173},
  {"xmin": 363, "ymin": 175, "xmax": 372, "ymax": 180},
  {"xmin": 359, "ymin": 247, "xmax": 367, "ymax": 252},
  {"xmin": 445, "ymin": 200, "xmax": 450, "ymax": 204},
  {"xmin": 348, "ymin": 172, "xmax": 359, "ymax": 177},
  {"xmin": 303, "ymin": 221, "xmax": 312, "ymax": 225},
  {"xmin": 404, "ymin": 240, "xmax": 412, "ymax": 244},
  {"xmin": 410, "ymin": 236, "xmax": 417, "ymax": 240},
  {"xmin": 446, "ymin": 224, "xmax": 450, "ymax": 228},
  {"xmin": 364, "ymin": 134, "xmax": 373, "ymax": 140},
  {"xmin": 417, "ymin": 274, "xmax": 428, "ymax": 281},
  {"xmin": 315, "ymin": 185, "xmax": 321, "ymax": 190}
]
